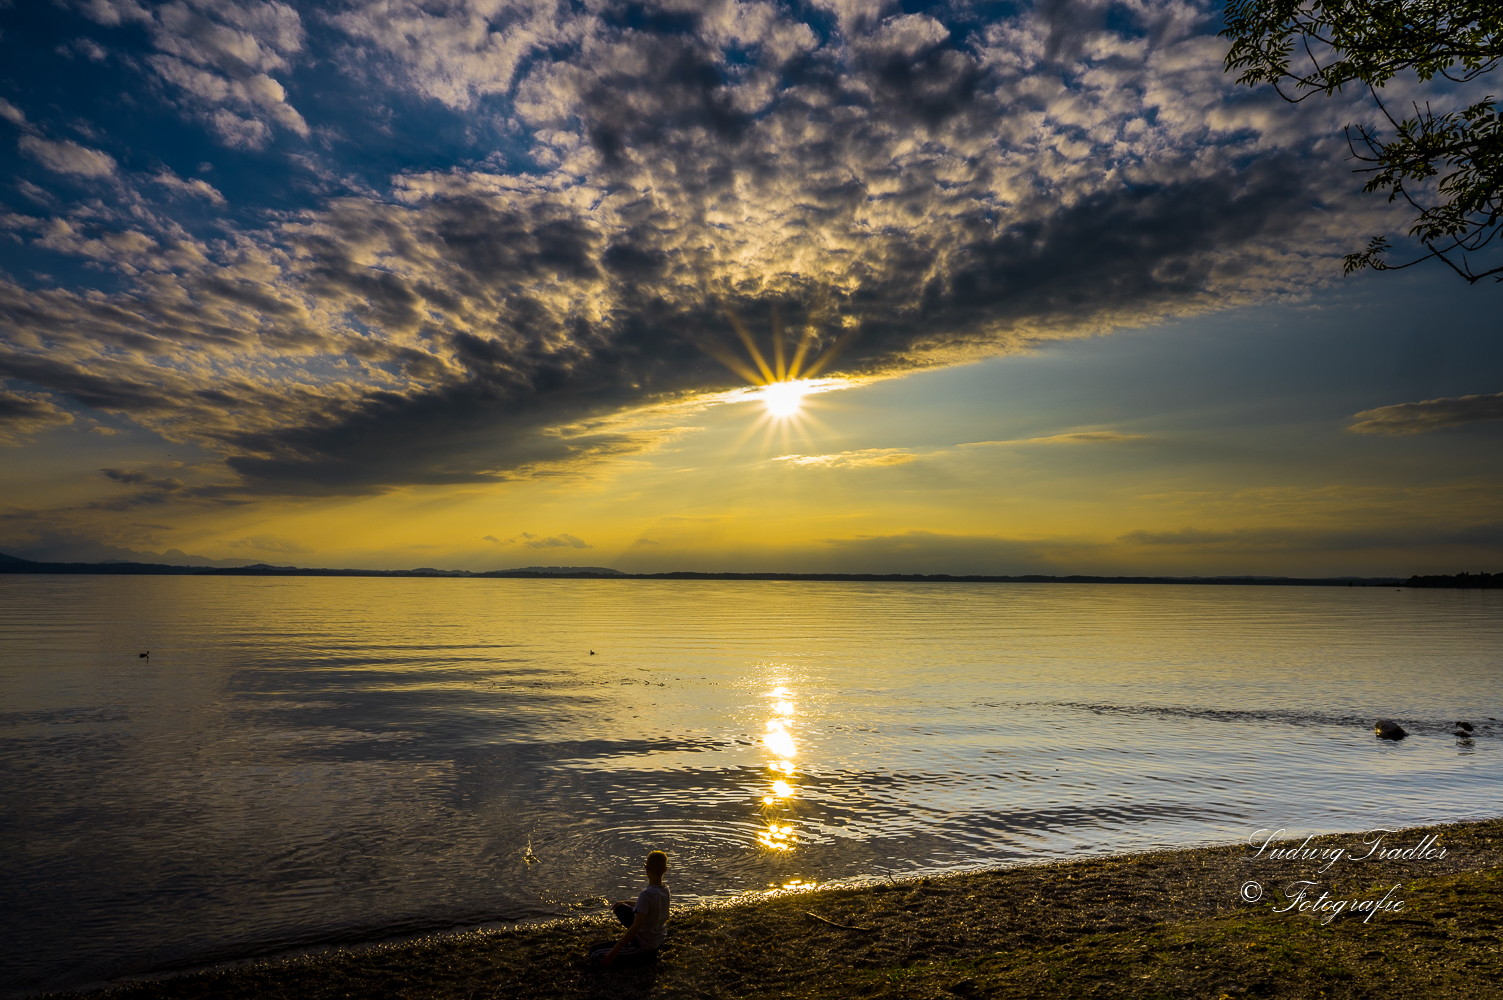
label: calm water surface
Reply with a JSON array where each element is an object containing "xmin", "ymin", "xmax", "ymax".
[{"xmin": 2, "ymin": 577, "xmax": 1500, "ymax": 996}]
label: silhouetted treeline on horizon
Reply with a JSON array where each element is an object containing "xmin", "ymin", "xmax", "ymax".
[
  {"xmin": 1404, "ymin": 572, "xmax": 1502, "ymax": 589},
  {"xmin": 0, "ymin": 551, "xmax": 1439, "ymax": 586}
]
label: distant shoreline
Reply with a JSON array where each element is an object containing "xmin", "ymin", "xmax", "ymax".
[{"xmin": 4, "ymin": 551, "xmax": 1492, "ymax": 587}]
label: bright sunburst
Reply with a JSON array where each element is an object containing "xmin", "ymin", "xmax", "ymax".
[
  {"xmin": 698, "ymin": 306, "xmax": 861, "ymax": 456},
  {"xmin": 761, "ymin": 379, "xmax": 813, "ymax": 418}
]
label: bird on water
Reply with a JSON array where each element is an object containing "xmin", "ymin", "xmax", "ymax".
[{"xmin": 138, "ymin": 651, "xmax": 149, "ymax": 658}]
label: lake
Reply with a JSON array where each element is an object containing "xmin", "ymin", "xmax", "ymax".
[{"xmin": 2, "ymin": 576, "xmax": 1499, "ymax": 997}]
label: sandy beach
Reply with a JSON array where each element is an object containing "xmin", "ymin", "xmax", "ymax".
[{"xmin": 47, "ymin": 817, "xmax": 1502, "ymax": 1000}]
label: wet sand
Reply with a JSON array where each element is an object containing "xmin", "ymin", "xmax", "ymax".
[{"xmin": 48, "ymin": 817, "xmax": 1503, "ymax": 1000}]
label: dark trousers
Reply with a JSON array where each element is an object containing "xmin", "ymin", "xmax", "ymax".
[{"xmin": 611, "ymin": 903, "xmax": 658, "ymax": 956}]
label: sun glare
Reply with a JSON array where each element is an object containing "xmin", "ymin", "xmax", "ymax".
[
  {"xmin": 757, "ymin": 683, "xmax": 803, "ymax": 851},
  {"xmin": 761, "ymin": 380, "xmax": 813, "ymax": 418}
]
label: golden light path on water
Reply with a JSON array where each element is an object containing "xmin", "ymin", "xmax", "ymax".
[{"xmin": 758, "ymin": 683, "xmax": 801, "ymax": 857}]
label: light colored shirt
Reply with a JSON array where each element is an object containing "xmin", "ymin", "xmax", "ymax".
[{"xmin": 633, "ymin": 884, "xmax": 670, "ymax": 949}]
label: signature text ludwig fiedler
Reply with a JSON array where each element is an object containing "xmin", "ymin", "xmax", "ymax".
[
  {"xmin": 1236, "ymin": 828, "xmax": 1450, "ymax": 924},
  {"xmin": 1244, "ymin": 829, "xmax": 1447, "ymax": 874}
]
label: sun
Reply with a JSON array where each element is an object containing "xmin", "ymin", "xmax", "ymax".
[
  {"xmin": 761, "ymin": 379, "xmax": 813, "ymax": 418},
  {"xmin": 699, "ymin": 308, "xmax": 855, "ymax": 449}
]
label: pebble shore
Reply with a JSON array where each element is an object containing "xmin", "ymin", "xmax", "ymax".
[{"xmin": 49, "ymin": 817, "xmax": 1503, "ymax": 1000}]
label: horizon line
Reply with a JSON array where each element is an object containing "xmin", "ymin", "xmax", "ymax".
[{"xmin": 5, "ymin": 552, "xmax": 1498, "ymax": 587}]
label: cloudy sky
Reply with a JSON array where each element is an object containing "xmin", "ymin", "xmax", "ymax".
[{"xmin": 1, "ymin": 0, "xmax": 1499, "ymax": 575}]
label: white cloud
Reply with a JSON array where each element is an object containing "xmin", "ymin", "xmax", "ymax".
[
  {"xmin": 17, "ymin": 136, "xmax": 117, "ymax": 177},
  {"xmin": 153, "ymin": 169, "xmax": 227, "ymax": 205},
  {"xmin": 860, "ymin": 13, "xmax": 949, "ymax": 59},
  {"xmin": 78, "ymin": 0, "xmax": 308, "ymax": 148},
  {"xmin": 58, "ymin": 37, "xmax": 112, "ymax": 60},
  {"xmin": 15, "ymin": 180, "xmax": 55, "ymax": 204},
  {"xmin": 773, "ymin": 449, "xmax": 919, "ymax": 468},
  {"xmin": 70, "ymin": 0, "xmax": 153, "ymax": 28},
  {"xmin": 0, "ymin": 98, "xmax": 27, "ymax": 127},
  {"xmin": 207, "ymin": 108, "xmax": 274, "ymax": 148},
  {"xmin": 332, "ymin": 0, "xmax": 579, "ymax": 110},
  {"xmin": 73, "ymin": 37, "xmax": 112, "ymax": 61}
]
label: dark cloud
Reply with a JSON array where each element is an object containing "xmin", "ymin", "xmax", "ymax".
[
  {"xmin": 0, "ymin": 390, "xmax": 74, "ymax": 443},
  {"xmin": 1348, "ymin": 392, "xmax": 1503, "ymax": 436},
  {"xmin": 101, "ymin": 468, "xmax": 159, "ymax": 485},
  {"xmin": 0, "ymin": 0, "xmax": 1396, "ymax": 499},
  {"xmin": 1120, "ymin": 522, "xmax": 1503, "ymax": 552},
  {"xmin": 814, "ymin": 529, "xmax": 1099, "ymax": 574},
  {"xmin": 523, "ymin": 533, "xmax": 592, "ymax": 549},
  {"xmin": 1119, "ymin": 527, "xmax": 1236, "ymax": 545},
  {"xmin": 229, "ymin": 533, "xmax": 311, "ymax": 555},
  {"xmin": 85, "ymin": 467, "xmax": 247, "ymax": 511}
]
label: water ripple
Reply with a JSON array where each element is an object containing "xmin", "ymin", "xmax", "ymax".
[{"xmin": 1, "ymin": 577, "xmax": 1499, "ymax": 998}]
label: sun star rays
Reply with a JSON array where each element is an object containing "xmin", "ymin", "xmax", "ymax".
[{"xmin": 704, "ymin": 305, "xmax": 859, "ymax": 457}]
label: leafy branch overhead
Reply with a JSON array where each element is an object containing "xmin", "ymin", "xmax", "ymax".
[{"xmin": 1221, "ymin": 0, "xmax": 1503, "ymax": 283}]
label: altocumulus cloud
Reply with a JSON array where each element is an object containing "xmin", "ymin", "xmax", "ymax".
[
  {"xmin": 0, "ymin": 0, "xmax": 1412, "ymax": 503},
  {"xmin": 69, "ymin": 0, "xmax": 310, "ymax": 148}
]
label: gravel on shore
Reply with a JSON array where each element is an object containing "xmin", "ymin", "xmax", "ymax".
[{"xmin": 48, "ymin": 817, "xmax": 1503, "ymax": 1000}]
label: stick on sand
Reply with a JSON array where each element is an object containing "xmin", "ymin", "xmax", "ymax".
[{"xmin": 806, "ymin": 911, "xmax": 874, "ymax": 931}]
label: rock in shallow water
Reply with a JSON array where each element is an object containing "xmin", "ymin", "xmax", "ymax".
[{"xmin": 1374, "ymin": 720, "xmax": 1408, "ymax": 740}]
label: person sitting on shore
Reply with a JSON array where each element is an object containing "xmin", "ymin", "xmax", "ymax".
[{"xmin": 597, "ymin": 850, "xmax": 670, "ymax": 968}]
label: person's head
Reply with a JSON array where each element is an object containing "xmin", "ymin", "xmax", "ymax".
[{"xmin": 644, "ymin": 851, "xmax": 667, "ymax": 879}]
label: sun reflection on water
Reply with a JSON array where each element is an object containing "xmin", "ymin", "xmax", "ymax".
[
  {"xmin": 756, "ymin": 680, "xmax": 801, "ymax": 852},
  {"xmin": 763, "ymin": 720, "xmax": 796, "ymax": 759}
]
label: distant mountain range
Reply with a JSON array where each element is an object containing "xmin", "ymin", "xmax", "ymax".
[
  {"xmin": 0, "ymin": 541, "xmax": 264, "ymax": 568},
  {"xmin": 507, "ymin": 566, "xmax": 627, "ymax": 576},
  {"xmin": 0, "ymin": 552, "xmax": 628, "ymax": 578},
  {"xmin": 3, "ymin": 551, "xmax": 1474, "ymax": 585}
]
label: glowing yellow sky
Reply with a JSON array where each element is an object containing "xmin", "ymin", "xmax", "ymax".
[{"xmin": 3, "ymin": 273, "xmax": 1500, "ymax": 577}]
